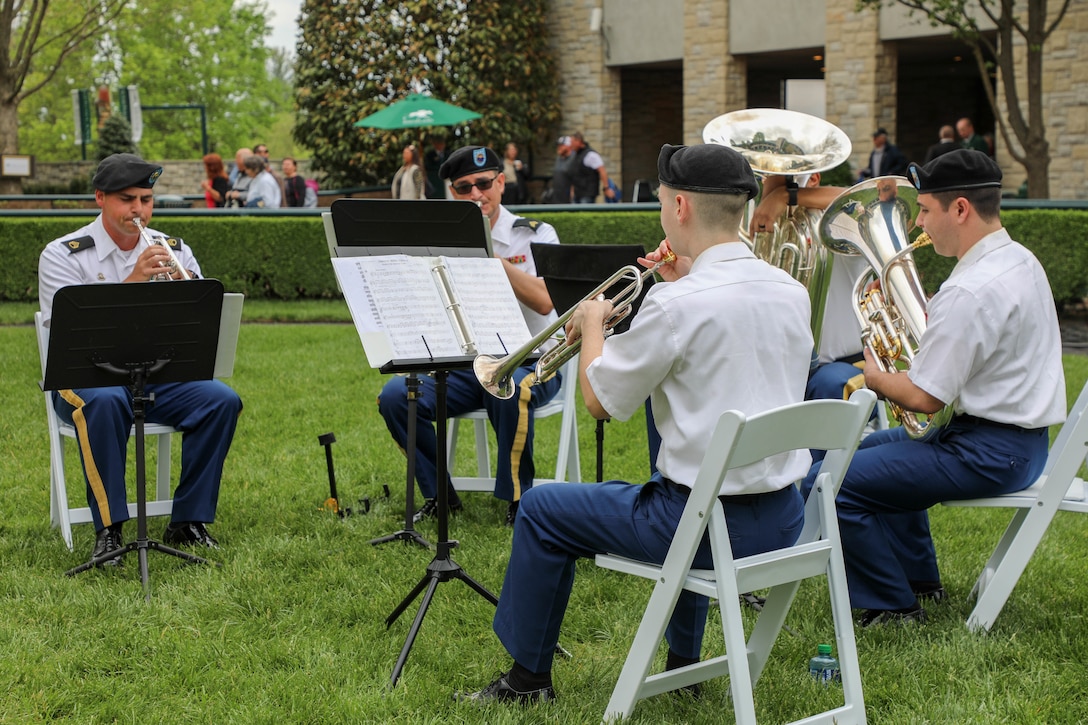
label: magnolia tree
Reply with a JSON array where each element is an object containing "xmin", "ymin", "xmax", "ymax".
[{"xmin": 294, "ymin": 0, "xmax": 560, "ymax": 188}]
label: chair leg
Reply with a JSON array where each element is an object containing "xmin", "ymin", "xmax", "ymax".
[
  {"xmin": 745, "ymin": 580, "xmax": 803, "ymax": 684},
  {"xmin": 473, "ymin": 419, "xmax": 491, "ymax": 478},
  {"xmin": 51, "ymin": 432, "xmax": 75, "ymax": 552},
  {"xmin": 967, "ymin": 506, "xmax": 1052, "ymax": 633},
  {"xmin": 156, "ymin": 432, "xmax": 173, "ymax": 502},
  {"xmin": 602, "ymin": 576, "xmax": 683, "ymax": 722},
  {"xmin": 820, "ymin": 479, "xmax": 865, "ymax": 720}
]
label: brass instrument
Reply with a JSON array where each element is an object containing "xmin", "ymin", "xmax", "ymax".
[
  {"xmin": 818, "ymin": 177, "xmax": 954, "ymax": 439},
  {"xmin": 474, "ymin": 251, "xmax": 676, "ymax": 400},
  {"xmin": 702, "ymin": 108, "xmax": 852, "ymax": 348},
  {"xmin": 132, "ymin": 217, "xmax": 191, "ymax": 281}
]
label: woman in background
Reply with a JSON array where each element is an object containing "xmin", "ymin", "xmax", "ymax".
[
  {"xmin": 201, "ymin": 153, "xmax": 230, "ymax": 208},
  {"xmin": 391, "ymin": 145, "xmax": 425, "ymax": 200}
]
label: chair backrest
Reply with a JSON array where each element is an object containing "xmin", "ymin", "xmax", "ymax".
[
  {"xmin": 672, "ymin": 390, "xmax": 876, "ymax": 566},
  {"xmin": 35, "ymin": 311, "xmax": 49, "ymax": 377},
  {"xmin": 1041, "ymin": 378, "xmax": 1088, "ymax": 480}
]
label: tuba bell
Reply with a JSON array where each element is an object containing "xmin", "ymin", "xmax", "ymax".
[
  {"xmin": 818, "ymin": 176, "xmax": 954, "ymax": 440},
  {"xmin": 703, "ymin": 108, "xmax": 852, "ymax": 348}
]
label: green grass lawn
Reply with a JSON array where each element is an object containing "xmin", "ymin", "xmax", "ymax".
[{"xmin": 2, "ymin": 301, "xmax": 1088, "ymax": 724}]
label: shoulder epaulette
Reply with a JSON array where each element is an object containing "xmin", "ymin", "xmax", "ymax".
[
  {"xmin": 513, "ymin": 217, "xmax": 543, "ymax": 232},
  {"xmin": 161, "ymin": 236, "xmax": 184, "ymax": 250},
  {"xmin": 64, "ymin": 235, "xmax": 95, "ymax": 254}
]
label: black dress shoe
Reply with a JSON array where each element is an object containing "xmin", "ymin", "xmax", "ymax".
[
  {"xmin": 413, "ymin": 496, "xmax": 464, "ymax": 524},
  {"xmin": 910, "ymin": 580, "xmax": 948, "ymax": 603},
  {"xmin": 90, "ymin": 523, "xmax": 124, "ymax": 567},
  {"xmin": 505, "ymin": 500, "xmax": 519, "ymax": 527},
  {"xmin": 163, "ymin": 522, "xmax": 219, "ymax": 549},
  {"xmin": 457, "ymin": 671, "xmax": 556, "ymax": 704},
  {"xmin": 859, "ymin": 604, "xmax": 927, "ymax": 627}
]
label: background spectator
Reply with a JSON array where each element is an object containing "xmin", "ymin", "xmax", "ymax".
[
  {"xmin": 956, "ymin": 118, "xmax": 990, "ymax": 154},
  {"xmin": 391, "ymin": 145, "xmax": 426, "ymax": 200},
  {"xmin": 923, "ymin": 125, "xmax": 959, "ymax": 164},
  {"xmin": 281, "ymin": 157, "xmax": 308, "ymax": 208},
  {"xmin": 501, "ymin": 142, "xmax": 529, "ymax": 205},
  {"xmin": 200, "ymin": 153, "xmax": 230, "ymax": 208}
]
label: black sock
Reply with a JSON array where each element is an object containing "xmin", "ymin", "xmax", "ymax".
[{"xmin": 508, "ymin": 661, "xmax": 552, "ymax": 691}]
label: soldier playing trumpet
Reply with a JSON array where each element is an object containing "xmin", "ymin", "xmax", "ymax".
[
  {"xmin": 459, "ymin": 143, "xmax": 814, "ymax": 705},
  {"xmin": 37, "ymin": 154, "xmax": 243, "ymax": 564}
]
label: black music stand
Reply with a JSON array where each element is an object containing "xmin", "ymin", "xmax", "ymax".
[
  {"xmin": 327, "ymin": 199, "xmax": 499, "ymax": 687},
  {"xmin": 532, "ymin": 243, "xmax": 656, "ymax": 482},
  {"xmin": 42, "ymin": 281, "xmax": 225, "ymax": 600}
]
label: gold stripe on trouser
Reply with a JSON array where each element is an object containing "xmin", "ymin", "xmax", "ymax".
[
  {"xmin": 509, "ymin": 374, "xmax": 536, "ymax": 502},
  {"xmin": 843, "ymin": 361, "xmax": 867, "ymax": 400},
  {"xmin": 58, "ymin": 389, "xmax": 112, "ymax": 527}
]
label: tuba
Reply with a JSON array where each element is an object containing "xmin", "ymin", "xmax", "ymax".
[
  {"xmin": 702, "ymin": 108, "xmax": 852, "ymax": 348},
  {"xmin": 818, "ymin": 176, "xmax": 954, "ymax": 440}
]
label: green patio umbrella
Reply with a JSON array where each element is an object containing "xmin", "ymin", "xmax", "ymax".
[{"xmin": 353, "ymin": 93, "xmax": 482, "ymax": 130}]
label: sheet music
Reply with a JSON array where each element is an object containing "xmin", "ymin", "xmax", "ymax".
[
  {"xmin": 331, "ymin": 256, "xmax": 462, "ymax": 365},
  {"xmin": 441, "ymin": 256, "xmax": 533, "ymax": 356}
]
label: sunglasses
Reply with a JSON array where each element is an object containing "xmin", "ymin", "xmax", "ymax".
[{"xmin": 452, "ymin": 173, "xmax": 500, "ymax": 195}]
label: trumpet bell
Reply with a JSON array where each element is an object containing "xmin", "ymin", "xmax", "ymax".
[
  {"xmin": 702, "ymin": 108, "xmax": 852, "ymax": 176},
  {"xmin": 474, "ymin": 354, "xmax": 516, "ymax": 400}
]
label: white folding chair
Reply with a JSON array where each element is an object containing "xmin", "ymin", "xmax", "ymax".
[
  {"xmin": 597, "ymin": 389, "xmax": 876, "ymax": 724},
  {"xmin": 943, "ymin": 379, "xmax": 1088, "ymax": 632},
  {"xmin": 36, "ymin": 311, "xmax": 176, "ymax": 551},
  {"xmin": 447, "ymin": 354, "xmax": 581, "ymax": 492}
]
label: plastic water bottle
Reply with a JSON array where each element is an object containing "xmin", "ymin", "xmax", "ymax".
[{"xmin": 808, "ymin": 644, "xmax": 841, "ymax": 685}]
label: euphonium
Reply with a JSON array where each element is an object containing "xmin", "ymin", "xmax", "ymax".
[
  {"xmin": 703, "ymin": 108, "xmax": 852, "ymax": 349},
  {"xmin": 818, "ymin": 177, "xmax": 954, "ymax": 440},
  {"xmin": 474, "ymin": 251, "xmax": 675, "ymax": 400},
  {"xmin": 132, "ymin": 217, "xmax": 191, "ymax": 281}
]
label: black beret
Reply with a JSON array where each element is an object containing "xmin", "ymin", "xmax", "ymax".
[
  {"xmin": 92, "ymin": 153, "xmax": 163, "ymax": 193},
  {"xmin": 657, "ymin": 143, "xmax": 759, "ymax": 200},
  {"xmin": 439, "ymin": 146, "xmax": 501, "ymax": 181},
  {"xmin": 907, "ymin": 149, "xmax": 1002, "ymax": 194}
]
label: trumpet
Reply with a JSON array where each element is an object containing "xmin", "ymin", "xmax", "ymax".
[
  {"xmin": 474, "ymin": 250, "xmax": 676, "ymax": 400},
  {"xmin": 132, "ymin": 217, "xmax": 191, "ymax": 281}
]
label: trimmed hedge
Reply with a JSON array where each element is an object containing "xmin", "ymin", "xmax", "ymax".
[{"xmin": 3, "ymin": 209, "xmax": 1087, "ymax": 303}]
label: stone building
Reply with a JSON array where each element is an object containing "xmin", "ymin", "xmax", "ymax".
[{"xmin": 545, "ymin": 0, "xmax": 1087, "ymax": 200}]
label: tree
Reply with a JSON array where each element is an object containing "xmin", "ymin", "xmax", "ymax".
[
  {"xmin": 15, "ymin": 1, "xmax": 295, "ymax": 166},
  {"xmin": 96, "ymin": 115, "xmax": 137, "ymax": 161},
  {"xmin": 294, "ymin": 0, "xmax": 559, "ymax": 188},
  {"xmin": 858, "ymin": 0, "xmax": 1073, "ymax": 198},
  {"xmin": 0, "ymin": 0, "xmax": 127, "ymax": 193}
]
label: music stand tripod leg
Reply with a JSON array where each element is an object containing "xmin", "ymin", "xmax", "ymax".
[
  {"xmin": 385, "ymin": 370, "xmax": 497, "ymax": 687},
  {"xmin": 65, "ymin": 367, "xmax": 217, "ymax": 598},
  {"xmin": 370, "ymin": 373, "xmax": 430, "ymax": 547}
]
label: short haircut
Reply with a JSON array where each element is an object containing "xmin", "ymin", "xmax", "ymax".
[
  {"xmin": 243, "ymin": 155, "xmax": 265, "ymax": 172},
  {"xmin": 680, "ymin": 188, "xmax": 748, "ymax": 232},
  {"xmin": 930, "ymin": 187, "xmax": 1001, "ymax": 222}
]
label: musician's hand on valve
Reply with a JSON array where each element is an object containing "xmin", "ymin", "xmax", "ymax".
[{"xmin": 566, "ymin": 298, "xmax": 613, "ymax": 343}]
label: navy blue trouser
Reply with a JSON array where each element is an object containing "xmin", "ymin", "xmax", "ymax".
[
  {"xmin": 54, "ymin": 381, "xmax": 242, "ymax": 531},
  {"xmin": 377, "ymin": 367, "xmax": 560, "ymax": 502},
  {"xmin": 493, "ymin": 478, "xmax": 804, "ymax": 673},
  {"xmin": 801, "ymin": 419, "xmax": 1048, "ymax": 610}
]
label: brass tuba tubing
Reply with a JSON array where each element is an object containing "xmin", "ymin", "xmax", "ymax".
[
  {"xmin": 474, "ymin": 252, "xmax": 675, "ymax": 400},
  {"xmin": 132, "ymin": 217, "xmax": 191, "ymax": 281},
  {"xmin": 819, "ymin": 180, "xmax": 954, "ymax": 440}
]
